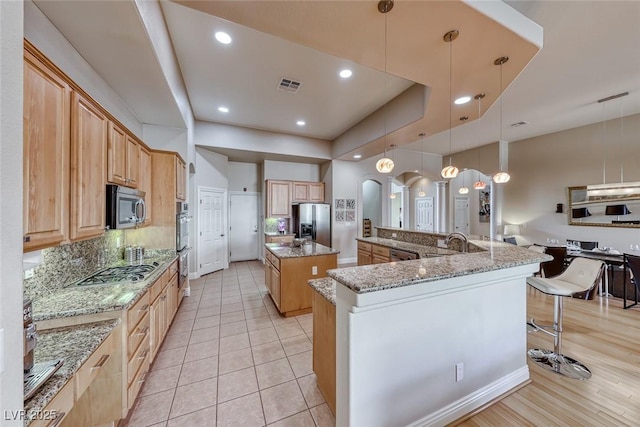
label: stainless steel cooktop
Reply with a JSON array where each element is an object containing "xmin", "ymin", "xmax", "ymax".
[
  {"xmin": 75, "ymin": 262, "xmax": 160, "ymax": 286},
  {"xmin": 24, "ymin": 359, "xmax": 64, "ymax": 401}
]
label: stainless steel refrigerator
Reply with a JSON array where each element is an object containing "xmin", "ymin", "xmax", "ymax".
[{"xmin": 292, "ymin": 203, "xmax": 331, "ymax": 247}]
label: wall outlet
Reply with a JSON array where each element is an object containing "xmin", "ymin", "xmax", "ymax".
[
  {"xmin": 24, "ymin": 268, "xmax": 35, "ymax": 280},
  {"xmin": 455, "ymin": 362, "xmax": 464, "ymax": 382},
  {"xmin": 312, "ymin": 266, "xmax": 318, "ymax": 275},
  {"xmin": 391, "ymin": 233, "xmax": 397, "ymax": 238},
  {"xmin": 437, "ymin": 239, "xmax": 447, "ymax": 248}
]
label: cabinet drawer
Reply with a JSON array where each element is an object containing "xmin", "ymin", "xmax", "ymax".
[
  {"xmin": 127, "ymin": 312, "xmax": 149, "ymax": 359},
  {"xmin": 75, "ymin": 331, "xmax": 114, "ymax": 398},
  {"xmin": 149, "ymin": 277, "xmax": 162, "ymax": 303},
  {"xmin": 271, "ymin": 256, "xmax": 280, "ymax": 271},
  {"xmin": 168, "ymin": 260, "xmax": 178, "ymax": 279},
  {"xmin": 127, "ymin": 293, "xmax": 150, "ymax": 334},
  {"xmin": 127, "ymin": 339, "xmax": 150, "ymax": 385},
  {"xmin": 358, "ymin": 242, "xmax": 372, "ymax": 252},
  {"xmin": 29, "ymin": 379, "xmax": 74, "ymax": 427},
  {"xmin": 127, "ymin": 353, "xmax": 150, "ymax": 410},
  {"xmin": 372, "ymin": 245, "xmax": 390, "ymax": 257}
]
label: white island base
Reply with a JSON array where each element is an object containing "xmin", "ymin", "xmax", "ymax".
[{"xmin": 335, "ymin": 263, "xmax": 538, "ymax": 426}]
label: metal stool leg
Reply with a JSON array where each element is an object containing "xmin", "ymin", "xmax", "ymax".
[{"xmin": 527, "ymin": 295, "xmax": 592, "ymax": 380}]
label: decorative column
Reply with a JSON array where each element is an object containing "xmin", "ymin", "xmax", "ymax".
[
  {"xmin": 401, "ymin": 185, "xmax": 409, "ymax": 229},
  {"xmin": 435, "ymin": 181, "xmax": 448, "ymax": 233}
]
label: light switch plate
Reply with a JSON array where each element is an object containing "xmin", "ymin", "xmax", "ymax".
[{"xmin": 312, "ymin": 266, "xmax": 318, "ymax": 275}]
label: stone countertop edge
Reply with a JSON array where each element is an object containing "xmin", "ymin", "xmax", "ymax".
[
  {"xmin": 32, "ymin": 254, "xmax": 178, "ymax": 322},
  {"xmin": 328, "ymin": 243, "xmax": 552, "ymax": 294},
  {"xmin": 356, "ymin": 237, "xmax": 460, "ymax": 257},
  {"xmin": 24, "ymin": 319, "xmax": 120, "ymax": 426},
  {"xmin": 308, "ymin": 277, "xmax": 336, "ymax": 306},
  {"xmin": 264, "ymin": 232, "xmax": 296, "ymax": 236},
  {"xmin": 265, "ymin": 242, "xmax": 340, "ymax": 259}
]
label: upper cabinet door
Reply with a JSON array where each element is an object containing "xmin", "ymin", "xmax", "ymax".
[
  {"xmin": 107, "ymin": 122, "xmax": 127, "ymax": 186},
  {"xmin": 292, "ymin": 182, "xmax": 309, "ymax": 203},
  {"xmin": 175, "ymin": 156, "xmax": 186, "ymax": 201},
  {"xmin": 309, "ymin": 183, "xmax": 325, "ymax": 202},
  {"xmin": 267, "ymin": 180, "xmax": 291, "ymax": 218},
  {"xmin": 138, "ymin": 146, "xmax": 152, "ymax": 225},
  {"xmin": 70, "ymin": 92, "xmax": 107, "ymax": 241},
  {"xmin": 23, "ymin": 49, "xmax": 71, "ymax": 251},
  {"xmin": 126, "ymin": 135, "xmax": 139, "ymax": 188}
]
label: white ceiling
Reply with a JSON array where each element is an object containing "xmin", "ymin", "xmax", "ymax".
[{"xmin": 31, "ymin": 0, "xmax": 640, "ymax": 164}]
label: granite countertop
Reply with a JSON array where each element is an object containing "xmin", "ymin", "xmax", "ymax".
[
  {"xmin": 24, "ymin": 319, "xmax": 119, "ymax": 426},
  {"xmin": 32, "ymin": 254, "xmax": 177, "ymax": 322},
  {"xmin": 308, "ymin": 277, "xmax": 336, "ymax": 305},
  {"xmin": 328, "ymin": 240, "xmax": 551, "ymax": 294},
  {"xmin": 356, "ymin": 237, "xmax": 460, "ymax": 257},
  {"xmin": 265, "ymin": 242, "xmax": 340, "ymax": 259}
]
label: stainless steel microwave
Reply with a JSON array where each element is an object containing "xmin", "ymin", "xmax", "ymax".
[{"xmin": 106, "ymin": 185, "xmax": 146, "ymax": 229}]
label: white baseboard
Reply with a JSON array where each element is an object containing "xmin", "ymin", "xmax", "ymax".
[
  {"xmin": 338, "ymin": 257, "xmax": 357, "ymax": 266},
  {"xmin": 408, "ymin": 366, "xmax": 530, "ymax": 427},
  {"xmin": 189, "ymin": 272, "xmax": 199, "ymax": 280}
]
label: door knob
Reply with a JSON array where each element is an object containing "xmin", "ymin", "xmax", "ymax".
[{"xmin": 220, "ymin": 234, "xmax": 225, "ymax": 237}]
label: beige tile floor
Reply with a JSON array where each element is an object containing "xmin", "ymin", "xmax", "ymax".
[{"xmin": 122, "ymin": 260, "xmax": 336, "ymax": 427}]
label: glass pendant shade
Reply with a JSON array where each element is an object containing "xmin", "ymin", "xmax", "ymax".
[
  {"xmin": 459, "ymin": 187, "xmax": 469, "ymax": 194},
  {"xmin": 441, "ymin": 165, "xmax": 459, "ymax": 179},
  {"xmin": 493, "ymin": 171, "xmax": 510, "ymax": 184},
  {"xmin": 473, "ymin": 181, "xmax": 486, "ymax": 190},
  {"xmin": 418, "ymin": 189, "xmax": 426, "ymax": 197},
  {"xmin": 376, "ymin": 157, "xmax": 394, "ymax": 173},
  {"xmin": 389, "ymin": 192, "xmax": 396, "ymax": 199}
]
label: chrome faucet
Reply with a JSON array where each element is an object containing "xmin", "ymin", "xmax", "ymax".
[{"xmin": 445, "ymin": 232, "xmax": 469, "ymax": 253}]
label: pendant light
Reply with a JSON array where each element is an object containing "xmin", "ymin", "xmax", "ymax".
[
  {"xmin": 596, "ymin": 91, "xmax": 629, "ymax": 184},
  {"xmin": 493, "ymin": 56, "xmax": 510, "ymax": 184},
  {"xmin": 441, "ymin": 30, "xmax": 459, "ymax": 179},
  {"xmin": 418, "ymin": 133, "xmax": 426, "ymax": 197},
  {"xmin": 457, "ymin": 116, "xmax": 469, "ymax": 194},
  {"xmin": 473, "ymin": 93, "xmax": 487, "ymax": 190},
  {"xmin": 375, "ymin": 0, "xmax": 395, "ymax": 174}
]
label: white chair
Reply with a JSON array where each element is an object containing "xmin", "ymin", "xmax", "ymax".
[{"xmin": 526, "ymin": 257, "xmax": 605, "ymax": 379}]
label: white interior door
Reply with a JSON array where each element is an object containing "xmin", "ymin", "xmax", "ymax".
[
  {"xmin": 415, "ymin": 197, "xmax": 434, "ymax": 231},
  {"xmin": 229, "ymin": 193, "xmax": 259, "ymax": 262},
  {"xmin": 454, "ymin": 196, "xmax": 470, "ymax": 235},
  {"xmin": 198, "ymin": 187, "xmax": 226, "ymax": 275}
]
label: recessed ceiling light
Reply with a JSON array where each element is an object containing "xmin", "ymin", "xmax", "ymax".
[
  {"xmin": 214, "ymin": 31, "xmax": 232, "ymax": 45},
  {"xmin": 218, "ymin": 106, "xmax": 229, "ymax": 113},
  {"xmin": 296, "ymin": 120, "xmax": 306, "ymax": 126},
  {"xmin": 339, "ymin": 69, "xmax": 353, "ymax": 79},
  {"xmin": 353, "ymin": 154, "xmax": 362, "ymax": 159},
  {"xmin": 454, "ymin": 96, "xmax": 472, "ymax": 105}
]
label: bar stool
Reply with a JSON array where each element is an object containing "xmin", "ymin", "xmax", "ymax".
[{"xmin": 526, "ymin": 257, "xmax": 605, "ymax": 379}]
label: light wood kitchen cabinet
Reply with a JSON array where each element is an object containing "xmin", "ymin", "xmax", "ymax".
[
  {"xmin": 126, "ymin": 293, "xmax": 150, "ymax": 410},
  {"xmin": 70, "ymin": 91, "xmax": 107, "ymax": 241},
  {"xmin": 30, "ymin": 377, "xmax": 74, "ymax": 427},
  {"xmin": 63, "ymin": 328, "xmax": 122, "ymax": 427},
  {"xmin": 266, "ymin": 180, "xmax": 292, "ymax": 217},
  {"xmin": 149, "ymin": 276, "xmax": 167, "ymax": 361},
  {"xmin": 23, "ymin": 47, "xmax": 71, "ymax": 251},
  {"xmin": 292, "ymin": 181, "xmax": 325, "ymax": 203},
  {"xmin": 265, "ymin": 233, "xmax": 295, "ymax": 244},
  {"xmin": 312, "ymin": 290, "xmax": 336, "ymax": 416},
  {"xmin": 107, "ymin": 122, "xmax": 139, "ymax": 188},
  {"xmin": 138, "ymin": 146, "xmax": 152, "ymax": 225},
  {"xmin": 265, "ymin": 249, "xmax": 337, "ymax": 317},
  {"xmin": 176, "ymin": 156, "xmax": 186, "ymax": 200},
  {"xmin": 167, "ymin": 270, "xmax": 179, "ymax": 324},
  {"xmin": 357, "ymin": 241, "xmax": 390, "ymax": 265}
]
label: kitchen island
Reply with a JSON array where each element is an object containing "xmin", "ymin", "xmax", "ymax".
[
  {"xmin": 264, "ymin": 242, "xmax": 339, "ymax": 317},
  {"xmin": 313, "ymin": 235, "xmax": 549, "ymax": 426}
]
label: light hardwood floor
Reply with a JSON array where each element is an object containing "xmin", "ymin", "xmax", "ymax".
[{"xmin": 456, "ymin": 288, "xmax": 640, "ymax": 426}]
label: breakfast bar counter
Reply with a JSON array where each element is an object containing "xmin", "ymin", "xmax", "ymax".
[{"xmin": 325, "ymin": 236, "xmax": 549, "ymax": 426}]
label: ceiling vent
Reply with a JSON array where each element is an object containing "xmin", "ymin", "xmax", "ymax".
[
  {"xmin": 510, "ymin": 121, "xmax": 529, "ymax": 127},
  {"xmin": 278, "ymin": 78, "xmax": 302, "ymax": 93}
]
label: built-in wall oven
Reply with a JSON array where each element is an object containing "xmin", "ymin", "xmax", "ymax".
[{"xmin": 176, "ymin": 202, "xmax": 191, "ymax": 289}]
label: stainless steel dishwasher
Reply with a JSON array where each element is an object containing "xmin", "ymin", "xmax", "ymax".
[{"xmin": 389, "ymin": 248, "xmax": 419, "ymax": 262}]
